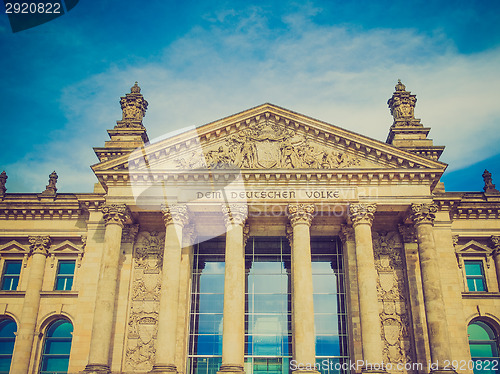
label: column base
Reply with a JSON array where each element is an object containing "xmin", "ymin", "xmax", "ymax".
[
  {"xmin": 217, "ymin": 363, "xmax": 245, "ymax": 374},
  {"xmin": 80, "ymin": 364, "xmax": 111, "ymax": 374},
  {"xmin": 149, "ymin": 363, "xmax": 178, "ymax": 373}
]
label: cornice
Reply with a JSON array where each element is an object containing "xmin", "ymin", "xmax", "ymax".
[
  {"xmin": 95, "ymin": 168, "xmax": 444, "ymax": 187},
  {"xmin": 435, "ymin": 193, "xmax": 500, "ymax": 219}
]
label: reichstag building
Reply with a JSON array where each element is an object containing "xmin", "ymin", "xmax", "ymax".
[{"xmin": 0, "ymin": 81, "xmax": 499, "ymax": 374}]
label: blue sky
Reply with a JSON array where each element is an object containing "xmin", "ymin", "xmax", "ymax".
[{"xmin": 1, "ymin": 0, "xmax": 499, "ymax": 193}]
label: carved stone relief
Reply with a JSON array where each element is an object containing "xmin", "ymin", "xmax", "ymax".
[
  {"xmin": 125, "ymin": 231, "xmax": 164, "ymax": 371},
  {"xmin": 373, "ymin": 231, "xmax": 413, "ymax": 371},
  {"xmin": 173, "ymin": 117, "xmax": 363, "ymax": 170}
]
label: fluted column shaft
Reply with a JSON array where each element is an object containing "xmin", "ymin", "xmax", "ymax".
[
  {"xmin": 287, "ymin": 203, "xmax": 318, "ymax": 373},
  {"xmin": 151, "ymin": 204, "xmax": 189, "ymax": 374},
  {"xmin": 218, "ymin": 204, "xmax": 248, "ymax": 374},
  {"xmin": 349, "ymin": 203, "xmax": 385, "ymax": 371},
  {"xmin": 411, "ymin": 203, "xmax": 453, "ymax": 372},
  {"xmin": 84, "ymin": 204, "xmax": 130, "ymax": 374},
  {"xmin": 10, "ymin": 236, "xmax": 51, "ymax": 373}
]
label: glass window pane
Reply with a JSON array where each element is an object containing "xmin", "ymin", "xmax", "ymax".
[
  {"xmin": 58, "ymin": 261, "xmax": 75, "ymax": 275},
  {"xmin": 248, "ymin": 274, "xmax": 287, "ymax": 294},
  {"xmin": 465, "ymin": 261, "xmax": 483, "ymax": 276},
  {"xmin": 4, "ymin": 261, "xmax": 21, "ymax": 275},
  {"xmin": 316, "ymin": 335, "xmax": 340, "ymax": 356},
  {"xmin": 0, "ymin": 320, "xmax": 17, "ymax": 337},
  {"xmin": 313, "ymin": 274, "xmax": 337, "ymax": 293},
  {"xmin": 40, "ymin": 356, "xmax": 70, "ymax": 371},
  {"xmin": 198, "ymin": 294, "xmax": 224, "ymax": 313},
  {"xmin": 48, "ymin": 321, "xmax": 73, "ymax": 337},
  {"xmin": 315, "ymin": 314, "xmax": 340, "ymax": 335},
  {"xmin": 196, "ymin": 314, "xmax": 223, "ymax": 335},
  {"xmin": 250, "ymin": 294, "xmax": 287, "ymax": 313},
  {"xmin": 314, "ymin": 294, "xmax": 338, "ymax": 313},
  {"xmin": 467, "ymin": 278, "xmax": 477, "ymax": 292},
  {"xmin": 199, "ymin": 274, "xmax": 224, "ymax": 293},
  {"xmin": 44, "ymin": 340, "xmax": 72, "ymax": 355},
  {"xmin": 0, "ymin": 358, "xmax": 13, "ymax": 371},
  {"xmin": 475, "ymin": 279, "xmax": 486, "ymax": 292},
  {"xmin": 0, "ymin": 341, "xmax": 15, "ymax": 354}
]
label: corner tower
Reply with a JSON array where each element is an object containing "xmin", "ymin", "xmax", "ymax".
[{"xmin": 386, "ymin": 80, "xmax": 444, "ymax": 161}]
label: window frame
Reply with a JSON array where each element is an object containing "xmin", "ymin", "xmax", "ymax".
[
  {"xmin": 467, "ymin": 319, "xmax": 500, "ymax": 374},
  {"xmin": 0, "ymin": 259, "xmax": 23, "ymax": 291},
  {"xmin": 38, "ymin": 318, "xmax": 73, "ymax": 374},
  {"xmin": 0, "ymin": 317, "xmax": 17, "ymax": 374},
  {"xmin": 54, "ymin": 260, "xmax": 76, "ymax": 291}
]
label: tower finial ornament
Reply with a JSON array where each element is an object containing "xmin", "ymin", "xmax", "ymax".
[
  {"xmin": 395, "ymin": 79, "xmax": 406, "ymax": 91},
  {"xmin": 118, "ymin": 81, "xmax": 148, "ymax": 127},
  {"xmin": 387, "ymin": 80, "xmax": 418, "ymax": 125},
  {"xmin": 483, "ymin": 169, "xmax": 499, "ymax": 194}
]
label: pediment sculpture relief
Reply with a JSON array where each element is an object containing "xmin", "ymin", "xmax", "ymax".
[{"xmin": 174, "ymin": 121, "xmax": 362, "ymax": 170}]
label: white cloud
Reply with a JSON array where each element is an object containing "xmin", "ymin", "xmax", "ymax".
[{"xmin": 5, "ymin": 8, "xmax": 500, "ymax": 192}]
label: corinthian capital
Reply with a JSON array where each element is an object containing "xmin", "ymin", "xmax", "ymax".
[
  {"xmin": 410, "ymin": 203, "xmax": 437, "ymax": 225},
  {"xmin": 161, "ymin": 204, "xmax": 190, "ymax": 227},
  {"xmin": 339, "ymin": 224, "xmax": 355, "ymax": 243},
  {"xmin": 102, "ymin": 204, "xmax": 131, "ymax": 227},
  {"xmin": 222, "ymin": 203, "xmax": 248, "ymax": 227},
  {"xmin": 28, "ymin": 236, "xmax": 51, "ymax": 256},
  {"xmin": 491, "ymin": 236, "xmax": 500, "ymax": 252},
  {"xmin": 349, "ymin": 203, "xmax": 376, "ymax": 226},
  {"xmin": 287, "ymin": 203, "xmax": 315, "ymax": 227}
]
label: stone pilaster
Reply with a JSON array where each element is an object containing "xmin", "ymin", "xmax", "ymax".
[
  {"xmin": 349, "ymin": 203, "xmax": 385, "ymax": 373},
  {"xmin": 83, "ymin": 204, "xmax": 130, "ymax": 374},
  {"xmin": 490, "ymin": 236, "xmax": 500, "ymax": 292},
  {"xmin": 175, "ymin": 225, "xmax": 197, "ymax": 374},
  {"xmin": 218, "ymin": 203, "xmax": 248, "ymax": 374},
  {"xmin": 10, "ymin": 236, "xmax": 51, "ymax": 373},
  {"xmin": 410, "ymin": 203, "xmax": 455, "ymax": 374},
  {"xmin": 398, "ymin": 224, "xmax": 431, "ymax": 370},
  {"xmin": 287, "ymin": 203, "xmax": 319, "ymax": 373},
  {"xmin": 150, "ymin": 204, "xmax": 189, "ymax": 374},
  {"xmin": 339, "ymin": 225, "xmax": 362, "ymax": 363}
]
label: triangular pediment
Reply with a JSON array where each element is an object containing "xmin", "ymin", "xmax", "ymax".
[
  {"xmin": 92, "ymin": 104, "xmax": 446, "ymax": 186},
  {"xmin": 456, "ymin": 240, "xmax": 493, "ymax": 255},
  {"xmin": 50, "ymin": 240, "xmax": 84, "ymax": 254},
  {"xmin": 0, "ymin": 240, "xmax": 29, "ymax": 255}
]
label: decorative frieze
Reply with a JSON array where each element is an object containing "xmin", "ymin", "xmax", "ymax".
[
  {"xmin": 161, "ymin": 204, "xmax": 189, "ymax": 227},
  {"xmin": 409, "ymin": 203, "xmax": 437, "ymax": 225},
  {"xmin": 349, "ymin": 203, "xmax": 376, "ymax": 226},
  {"xmin": 287, "ymin": 203, "xmax": 315, "ymax": 227},
  {"xmin": 102, "ymin": 204, "xmax": 131, "ymax": 227},
  {"xmin": 222, "ymin": 203, "xmax": 248, "ymax": 227},
  {"xmin": 28, "ymin": 235, "xmax": 51, "ymax": 256}
]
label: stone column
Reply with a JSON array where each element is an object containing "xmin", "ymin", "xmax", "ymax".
[
  {"xmin": 349, "ymin": 203, "xmax": 385, "ymax": 372},
  {"xmin": 150, "ymin": 204, "xmax": 189, "ymax": 374},
  {"xmin": 218, "ymin": 203, "xmax": 248, "ymax": 374},
  {"xmin": 287, "ymin": 203, "xmax": 319, "ymax": 373},
  {"xmin": 10, "ymin": 236, "xmax": 51, "ymax": 373},
  {"xmin": 83, "ymin": 204, "xmax": 130, "ymax": 374},
  {"xmin": 491, "ymin": 236, "xmax": 500, "ymax": 291},
  {"xmin": 410, "ymin": 203, "xmax": 454, "ymax": 374}
]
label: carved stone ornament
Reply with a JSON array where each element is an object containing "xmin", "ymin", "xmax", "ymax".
[
  {"xmin": 397, "ymin": 224, "xmax": 417, "ymax": 244},
  {"xmin": 119, "ymin": 82, "xmax": 148, "ymax": 125},
  {"xmin": 285, "ymin": 224, "xmax": 293, "ymax": 245},
  {"xmin": 102, "ymin": 204, "xmax": 131, "ymax": 227},
  {"xmin": 134, "ymin": 231, "xmax": 165, "ymax": 272},
  {"xmin": 410, "ymin": 203, "xmax": 437, "ymax": 225},
  {"xmin": 491, "ymin": 236, "xmax": 500, "ymax": 252},
  {"xmin": 339, "ymin": 224, "xmax": 355, "ymax": 243},
  {"xmin": 0, "ymin": 171, "xmax": 7, "ymax": 195},
  {"xmin": 126, "ymin": 309, "xmax": 158, "ymax": 370},
  {"xmin": 28, "ymin": 236, "xmax": 51, "ymax": 256},
  {"xmin": 41, "ymin": 171, "xmax": 58, "ymax": 196},
  {"xmin": 243, "ymin": 224, "xmax": 250, "ymax": 245},
  {"xmin": 174, "ymin": 116, "xmax": 362, "ymax": 170},
  {"xmin": 452, "ymin": 235, "xmax": 459, "ymax": 247},
  {"xmin": 373, "ymin": 231, "xmax": 412, "ymax": 365},
  {"xmin": 182, "ymin": 224, "xmax": 197, "ymax": 248},
  {"xmin": 161, "ymin": 204, "xmax": 189, "ymax": 227},
  {"xmin": 387, "ymin": 80, "xmax": 421, "ymax": 127},
  {"xmin": 287, "ymin": 203, "xmax": 315, "ymax": 227},
  {"xmin": 222, "ymin": 203, "xmax": 248, "ymax": 227},
  {"xmin": 122, "ymin": 224, "xmax": 140, "ymax": 243},
  {"xmin": 483, "ymin": 169, "xmax": 500, "ymax": 194},
  {"xmin": 349, "ymin": 203, "xmax": 376, "ymax": 226}
]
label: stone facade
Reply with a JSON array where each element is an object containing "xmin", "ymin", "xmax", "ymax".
[{"xmin": 0, "ymin": 82, "xmax": 499, "ymax": 374}]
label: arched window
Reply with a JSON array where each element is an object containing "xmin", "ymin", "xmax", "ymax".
[
  {"xmin": 39, "ymin": 319, "xmax": 73, "ymax": 374},
  {"xmin": 0, "ymin": 318, "xmax": 17, "ymax": 374},
  {"xmin": 468, "ymin": 320, "xmax": 500, "ymax": 374}
]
